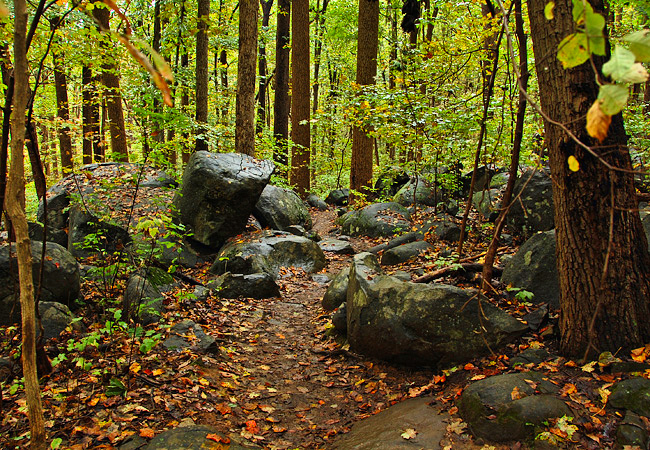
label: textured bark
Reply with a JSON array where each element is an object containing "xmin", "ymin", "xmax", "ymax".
[
  {"xmin": 51, "ymin": 18, "xmax": 73, "ymax": 171},
  {"xmin": 9, "ymin": 0, "xmax": 46, "ymax": 446},
  {"xmin": 235, "ymin": 0, "xmax": 258, "ymax": 156},
  {"xmin": 196, "ymin": 0, "xmax": 210, "ymax": 152},
  {"xmin": 290, "ymin": 0, "xmax": 310, "ymax": 196},
  {"xmin": 257, "ymin": 0, "xmax": 274, "ymax": 134},
  {"xmin": 273, "ymin": 0, "xmax": 290, "ymax": 171},
  {"xmin": 94, "ymin": 5, "xmax": 129, "ymax": 162},
  {"xmin": 350, "ymin": 0, "xmax": 379, "ymax": 200},
  {"xmin": 82, "ymin": 66, "xmax": 101, "ymax": 163},
  {"xmin": 528, "ymin": 0, "xmax": 650, "ymax": 356},
  {"xmin": 181, "ymin": 52, "xmax": 190, "ymax": 164},
  {"xmin": 152, "ymin": 0, "xmax": 164, "ymax": 145}
]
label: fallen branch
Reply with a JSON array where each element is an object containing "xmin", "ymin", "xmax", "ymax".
[{"xmin": 414, "ymin": 263, "xmax": 504, "ymax": 283}]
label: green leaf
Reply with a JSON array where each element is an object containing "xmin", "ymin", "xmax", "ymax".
[
  {"xmin": 544, "ymin": 2, "xmax": 555, "ymax": 20},
  {"xmin": 106, "ymin": 378, "xmax": 127, "ymax": 397},
  {"xmin": 598, "ymin": 84, "xmax": 629, "ymax": 115},
  {"xmin": 623, "ymin": 29, "xmax": 650, "ymax": 62},
  {"xmin": 602, "ymin": 46, "xmax": 636, "ymax": 81},
  {"xmin": 572, "ymin": 0, "xmax": 592, "ymax": 24},
  {"xmin": 557, "ymin": 33, "xmax": 590, "ymax": 68},
  {"xmin": 584, "ymin": 10, "xmax": 606, "ymax": 55},
  {"xmin": 51, "ymin": 438, "xmax": 63, "ymax": 449}
]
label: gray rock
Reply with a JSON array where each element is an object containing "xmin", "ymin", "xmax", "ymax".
[
  {"xmin": 489, "ymin": 172, "xmax": 510, "ymax": 189},
  {"xmin": 38, "ymin": 302, "xmax": 80, "ymax": 340},
  {"xmin": 332, "ymin": 303, "xmax": 347, "ymax": 333},
  {"xmin": 611, "ymin": 361, "xmax": 650, "ymax": 373},
  {"xmin": 0, "ymin": 241, "xmax": 80, "ymax": 325},
  {"xmin": 346, "ymin": 253, "xmax": 527, "ymax": 366},
  {"xmin": 368, "ymin": 231, "xmax": 423, "ymax": 254},
  {"xmin": 609, "ymin": 377, "xmax": 650, "ymax": 417},
  {"xmin": 510, "ymin": 347, "xmax": 553, "ymax": 366},
  {"xmin": 311, "ymin": 273, "xmax": 330, "ymax": 285},
  {"xmin": 307, "ymin": 194, "xmax": 328, "ymax": 211},
  {"xmin": 173, "ymin": 151, "xmax": 274, "ymax": 250},
  {"xmin": 253, "ymin": 185, "xmax": 312, "ymax": 231},
  {"xmin": 318, "ymin": 238, "xmax": 354, "ymax": 254},
  {"xmin": 501, "ymin": 230, "xmax": 559, "ymax": 308},
  {"xmin": 423, "ymin": 219, "xmax": 461, "ymax": 242},
  {"xmin": 37, "ymin": 185, "xmax": 70, "ymax": 231},
  {"xmin": 507, "ymin": 169, "xmax": 554, "ymax": 235},
  {"xmin": 192, "ymin": 285, "xmax": 210, "ymax": 302},
  {"xmin": 394, "ymin": 175, "xmax": 450, "ymax": 207},
  {"xmin": 123, "ymin": 274, "xmax": 163, "ymax": 325},
  {"xmin": 321, "ymin": 267, "xmax": 350, "ymax": 311},
  {"xmin": 616, "ymin": 411, "xmax": 648, "ymax": 449},
  {"xmin": 332, "ymin": 397, "xmax": 447, "ymax": 449},
  {"xmin": 325, "ymin": 189, "xmax": 349, "ymax": 206},
  {"xmin": 462, "ymin": 165, "xmax": 496, "ymax": 195},
  {"xmin": 458, "ymin": 372, "xmax": 569, "ymax": 442},
  {"xmin": 340, "ymin": 202, "xmax": 411, "ymax": 238},
  {"xmin": 142, "ymin": 425, "xmax": 259, "ymax": 449},
  {"xmin": 472, "ymin": 189, "xmax": 501, "ymax": 221},
  {"xmin": 68, "ymin": 205, "xmax": 131, "ymax": 258},
  {"xmin": 210, "ymin": 230, "xmax": 326, "ymax": 278},
  {"xmin": 380, "ymin": 240, "xmax": 433, "ymax": 265},
  {"xmin": 372, "ymin": 167, "xmax": 410, "ymax": 200},
  {"xmin": 151, "ymin": 235, "xmax": 203, "ymax": 269},
  {"xmin": 209, "ymin": 272, "xmax": 280, "ymax": 299},
  {"xmin": 163, "ymin": 320, "xmax": 218, "ymax": 354}
]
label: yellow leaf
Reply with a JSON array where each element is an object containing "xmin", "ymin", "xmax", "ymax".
[
  {"xmin": 544, "ymin": 1, "xmax": 555, "ymax": 20},
  {"xmin": 586, "ymin": 100, "xmax": 611, "ymax": 142},
  {"xmin": 568, "ymin": 155, "xmax": 580, "ymax": 172},
  {"xmin": 152, "ymin": 368, "xmax": 164, "ymax": 376},
  {"xmin": 401, "ymin": 428, "xmax": 418, "ymax": 440},
  {"xmin": 129, "ymin": 362, "xmax": 141, "ymax": 374},
  {"xmin": 198, "ymin": 378, "xmax": 210, "ymax": 386}
]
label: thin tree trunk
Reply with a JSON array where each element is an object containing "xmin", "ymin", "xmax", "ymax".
[
  {"xmin": 181, "ymin": 52, "xmax": 190, "ymax": 164},
  {"xmin": 51, "ymin": 18, "xmax": 73, "ymax": 171},
  {"xmin": 235, "ymin": 0, "xmax": 259, "ymax": 156},
  {"xmin": 273, "ymin": 0, "xmax": 290, "ymax": 173},
  {"xmin": 257, "ymin": 0, "xmax": 273, "ymax": 134},
  {"xmin": 152, "ymin": 0, "xmax": 164, "ymax": 145},
  {"xmin": 196, "ymin": 0, "xmax": 210, "ymax": 152}
]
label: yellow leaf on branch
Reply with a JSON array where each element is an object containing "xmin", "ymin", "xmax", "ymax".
[{"xmin": 586, "ymin": 100, "xmax": 611, "ymax": 142}]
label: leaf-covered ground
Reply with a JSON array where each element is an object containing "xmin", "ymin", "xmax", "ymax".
[{"xmin": 1, "ymin": 174, "xmax": 649, "ymax": 449}]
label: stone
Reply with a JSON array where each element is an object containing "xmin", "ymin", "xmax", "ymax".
[
  {"xmin": 472, "ymin": 189, "xmax": 501, "ymax": 221},
  {"xmin": 423, "ymin": 219, "xmax": 461, "ymax": 242},
  {"xmin": 0, "ymin": 241, "xmax": 80, "ymax": 325},
  {"xmin": 28, "ymin": 222, "xmax": 68, "ymax": 247},
  {"xmin": 151, "ymin": 235, "xmax": 203, "ymax": 269},
  {"xmin": 318, "ymin": 238, "xmax": 354, "ymax": 254},
  {"xmin": 368, "ymin": 231, "xmax": 423, "ymax": 254},
  {"xmin": 123, "ymin": 274, "xmax": 163, "ymax": 325},
  {"xmin": 210, "ymin": 230, "xmax": 326, "ymax": 278},
  {"xmin": 307, "ymin": 194, "xmax": 328, "ymax": 211},
  {"xmin": 507, "ymin": 169, "xmax": 554, "ymax": 235},
  {"xmin": 462, "ymin": 165, "xmax": 496, "ymax": 195},
  {"xmin": 339, "ymin": 202, "xmax": 411, "ymax": 238},
  {"xmin": 209, "ymin": 272, "xmax": 280, "ymax": 299},
  {"xmin": 332, "ymin": 397, "xmax": 447, "ymax": 449},
  {"xmin": 372, "ymin": 167, "xmax": 410, "ymax": 200},
  {"xmin": 68, "ymin": 205, "xmax": 131, "ymax": 258},
  {"xmin": 321, "ymin": 267, "xmax": 350, "ymax": 311},
  {"xmin": 325, "ymin": 189, "xmax": 349, "ymax": 206},
  {"xmin": 346, "ymin": 253, "xmax": 527, "ymax": 366},
  {"xmin": 616, "ymin": 411, "xmax": 648, "ymax": 449},
  {"xmin": 609, "ymin": 377, "xmax": 650, "ymax": 417},
  {"xmin": 332, "ymin": 303, "xmax": 347, "ymax": 333},
  {"xmin": 38, "ymin": 302, "xmax": 79, "ymax": 340},
  {"xmin": 510, "ymin": 347, "xmax": 553, "ymax": 366},
  {"xmin": 253, "ymin": 185, "xmax": 312, "ymax": 231},
  {"xmin": 142, "ymin": 425, "xmax": 259, "ymax": 449},
  {"xmin": 173, "ymin": 151, "xmax": 274, "ymax": 250},
  {"xmin": 489, "ymin": 171, "xmax": 510, "ymax": 189},
  {"xmin": 37, "ymin": 185, "xmax": 70, "ymax": 231},
  {"xmin": 501, "ymin": 230, "xmax": 559, "ymax": 308},
  {"xmin": 380, "ymin": 240, "xmax": 433, "ymax": 265},
  {"xmin": 458, "ymin": 372, "xmax": 569, "ymax": 442},
  {"xmin": 394, "ymin": 175, "xmax": 450, "ymax": 207},
  {"xmin": 163, "ymin": 320, "xmax": 218, "ymax": 354}
]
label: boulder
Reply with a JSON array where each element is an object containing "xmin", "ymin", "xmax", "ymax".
[
  {"xmin": 37, "ymin": 185, "xmax": 70, "ymax": 231},
  {"xmin": 609, "ymin": 377, "xmax": 650, "ymax": 417},
  {"xmin": 321, "ymin": 267, "xmax": 350, "ymax": 311},
  {"xmin": 0, "ymin": 241, "xmax": 80, "ymax": 325},
  {"xmin": 462, "ymin": 165, "xmax": 496, "ymax": 195},
  {"xmin": 142, "ymin": 425, "xmax": 259, "ymax": 450},
  {"xmin": 340, "ymin": 202, "xmax": 411, "ymax": 238},
  {"xmin": 307, "ymin": 194, "xmax": 328, "ymax": 211},
  {"xmin": 68, "ymin": 205, "xmax": 131, "ymax": 258},
  {"xmin": 210, "ymin": 230, "xmax": 326, "ymax": 278},
  {"xmin": 423, "ymin": 219, "xmax": 461, "ymax": 242},
  {"xmin": 458, "ymin": 372, "xmax": 569, "ymax": 442},
  {"xmin": 368, "ymin": 231, "xmax": 423, "ymax": 254},
  {"xmin": 489, "ymin": 171, "xmax": 510, "ymax": 189},
  {"xmin": 472, "ymin": 189, "xmax": 501, "ymax": 221},
  {"xmin": 318, "ymin": 238, "xmax": 354, "ymax": 254},
  {"xmin": 332, "ymin": 303, "xmax": 347, "ymax": 333},
  {"xmin": 163, "ymin": 320, "xmax": 219, "ymax": 354},
  {"xmin": 616, "ymin": 411, "xmax": 648, "ymax": 449},
  {"xmin": 507, "ymin": 169, "xmax": 554, "ymax": 235},
  {"xmin": 394, "ymin": 175, "xmax": 449, "ymax": 207},
  {"xmin": 253, "ymin": 185, "xmax": 312, "ymax": 231},
  {"xmin": 28, "ymin": 222, "xmax": 68, "ymax": 247},
  {"xmin": 501, "ymin": 230, "xmax": 559, "ymax": 308},
  {"xmin": 380, "ymin": 240, "xmax": 433, "ymax": 265},
  {"xmin": 208, "ymin": 272, "xmax": 280, "ymax": 299},
  {"xmin": 346, "ymin": 253, "xmax": 527, "ymax": 366},
  {"xmin": 372, "ymin": 167, "xmax": 410, "ymax": 200},
  {"xmin": 173, "ymin": 151, "xmax": 274, "ymax": 250},
  {"xmin": 38, "ymin": 302, "xmax": 80, "ymax": 340},
  {"xmin": 123, "ymin": 274, "xmax": 163, "ymax": 325},
  {"xmin": 325, "ymin": 189, "xmax": 349, "ymax": 206}
]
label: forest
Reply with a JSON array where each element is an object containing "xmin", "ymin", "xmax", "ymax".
[{"xmin": 4, "ymin": 0, "xmax": 650, "ymax": 448}]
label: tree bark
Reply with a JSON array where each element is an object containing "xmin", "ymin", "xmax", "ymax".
[
  {"xmin": 51, "ymin": 18, "xmax": 73, "ymax": 172},
  {"xmin": 257, "ymin": 0, "xmax": 274, "ymax": 134},
  {"xmin": 152, "ymin": 0, "xmax": 164, "ymax": 146},
  {"xmin": 82, "ymin": 66, "xmax": 101, "ymax": 164},
  {"xmin": 290, "ymin": 0, "xmax": 311, "ymax": 196},
  {"xmin": 235, "ymin": 0, "xmax": 258, "ymax": 156},
  {"xmin": 273, "ymin": 0, "xmax": 291, "ymax": 172},
  {"xmin": 196, "ymin": 0, "xmax": 210, "ymax": 152},
  {"xmin": 528, "ymin": 0, "xmax": 650, "ymax": 356},
  {"xmin": 9, "ymin": 0, "xmax": 46, "ymax": 446},
  {"xmin": 350, "ymin": 0, "xmax": 379, "ymax": 201}
]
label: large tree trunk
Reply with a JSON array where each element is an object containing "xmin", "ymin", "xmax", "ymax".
[
  {"xmin": 94, "ymin": 5, "xmax": 129, "ymax": 162},
  {"xmin": 235, "ymin": 0, "xmax": 258, "ymax": 156},
  {"xmin": 273, "ymin": 0, "xmax": 290, "ymax": 172},
  {"xmin": 256, "ymin": 0, "xmax": 274, "ymax": 134},
  {"xmin": 196, "ymin": 0, "xmax": 210, "ymax": 152},
  {"xmin": 9, "ymin": 0, "xmax": 46, "ymax": 446},
  {"xmin": 289, "ymin": 0, "xmax": 310, "ymax": 196},
  {"xmin": 82, "ymin": 66, "xmax": 101, "ymax": 164},
  {"xmin": 349, "ymin": 0, "xmax": 379, "ymax": 200},
  {"xmin": 51, "ymin": 18, "xmax": 73, "ymax": 171},
  {"xmin": 528, "ymin": 0, "xmax": 650, "ymax": 356}
]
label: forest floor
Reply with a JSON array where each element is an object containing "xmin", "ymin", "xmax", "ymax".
[{"xmin": 0, "ymin": 171, "xmax": 646, "ymax": 449}]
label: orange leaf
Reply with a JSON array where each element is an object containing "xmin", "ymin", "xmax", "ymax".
[
  {"xmin": 206, "ymin": 433, "xmax": 230, "ymax": 444},
  {"xmin": 586, "ymin": 100, "xmax": 611, "ymax": 142},
  {"xmin": 139, "ymin": 428, "xmax": 155, "ymax": 438},
  {"xmin": 245, "ymin": 420, "xmax": 260, "ymax": 434}
]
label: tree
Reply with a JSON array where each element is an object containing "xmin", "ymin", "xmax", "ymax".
[
  {"xmin": 235, "ymin": 0, "xmax": 258, "ymax": 156},
  {"xmin": 82, "ymin": 65, "xmax": 102, "ymax": 164},
  {"xmin": 289, "ymin": 0, "xmax": 310, "ymax": 196},
  {"xmin": 349, "ymin": 0, "xmax": 380, "ymax": 200},
  {"xmin": 50, "ymin": 17, "xmax": 73, "ymax": 171},
  {"xmin": 196, "ymin": 0, "xmax": 210, "ymax": 152},
  {"xmin": 528, "ymin": 0, "xmax": 650, "ymax": 356},
  {"xmin": 256, "ymin": 0, "xmax": 274, "ymax": 134},
  {"xmin": 273, "ymin": 0, "xmax": 290, "ymax": 171}
]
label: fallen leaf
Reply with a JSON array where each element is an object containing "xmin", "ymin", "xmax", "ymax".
[
  {"xmin": 139, "ymin": 428, "xmax": 155, "ymax": 438},
  {"xmin": 206, "ymin": 433, "xmax": 230, "ymax": 444},
  {"xmin": 401, "ymin": 428, "xmax": 417, "ymax": 440}
]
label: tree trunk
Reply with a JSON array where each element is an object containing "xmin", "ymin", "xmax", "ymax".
[
  {"xmin": 273, "ymin": 0, "xmax": 291, "ymax": 172},
  {"xmin": 8, "ymin": 0, "xmax": 46, "ymax": 446},
  {"xmin": 528, "ymin": 0, "xmax": 650, "ymax": 356},
  {"xmin": 94, "ymin": 4, "xmax": 129, "ymax": 162},
  {"xmin": 350, "ymin": 0, "xmax": 379, "ymax": 201},
  {"xmin": 196, "ymin": 0, "xmax": 210, "ymax": 152},
  {"xmin": 181, "ymin": 52, "xmax": 191, "ymax": 164},
  {"xmin": 82, "ymin": 66, "xmax": 101, "ymax": 164},
  {"xmin": 152, "ymin": 0, "xmax": 164, "ymax": 146},
  {"xmin": 236, "ymin": 0, "xmax": 259, "ymax": 156},
  {"xmin": 290, "ymin": 0, "xmax": 310, "ymax": 196},
  {"xmin": 257, "ymin": 0, "xmax": 274, "ymax": 134},
  {"xmin": 51, "ymin": 18, "xmax": 73, "ymax": 172}
]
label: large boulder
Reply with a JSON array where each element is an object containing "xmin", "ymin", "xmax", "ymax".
[
  {"xmin": 394, "ymin": 175, "xmax": 448, "ymax": 207},
  {"xmin": 173, "ymin": 151, "xmax": 274, "ymax": 250},
  {"xmin": 380, "ymin": 240, "xmax": 433, "ymax": 265},
  {"xmin": 208, "ymin": 272, "xmax": 280, "ymax": 299},
  {"xmin": 325, "ymin": 189, "xmax": 349, "ymax": 206},
  {"xmin": 0, "ymin": 241, "xmax": 80, "ymax": 325},
  {"xmin": 340, "ymin": 202, "xmax": 411, "ymax": 238},
  {"xmin": 501, "ymin": 230, "xmax": 559, "ymax": 308},
  {"xmin": 123, "ymin": 274, "xmax": 163, "ymax": 325},
  {"xmin": 253, "ymin": 185, "xmax": 312, "ymax": 231},
  {"xmin": 346, "ymin": 253, "xmax": 527, "ymax": 367},
  {"xmin": 38, "ymin": 302, "xmax": 81, "ymax": 340},
  {"xmin": 609, "ymin": 378, "xmax": 650, "ymax": 417},
  {"xmin": 472, "ymin": 189, "xmax": 501, "ymax": 222},
  {"xmin": 507, "ymin": 169, "xmax": 554, "ymax": 235},
  {"xmin": 210, "ymin": 230, "xmax": 326, "ymax": 278},
  {"xmin": 321, "ymin": 267, "xmax": 350, "ymax": 311},
  {"xmin": 68, "ymin": 205, "xmax": 131, "ymax": 258},
  {"xmin": 142, "ymin": 425, "xmax": 260, "ymax": 450},
  {"xmin": 372, "ymin": 167, "xmax": 410, "ymax": 200}
]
